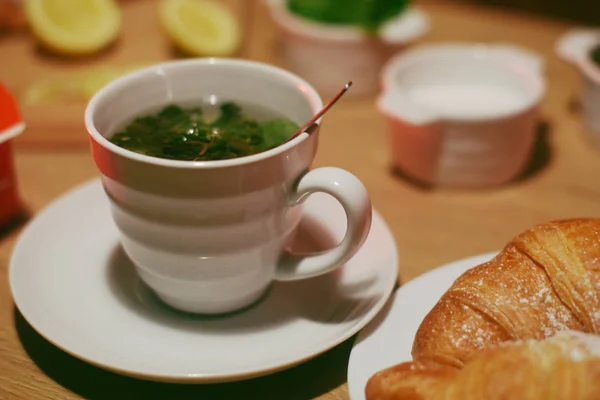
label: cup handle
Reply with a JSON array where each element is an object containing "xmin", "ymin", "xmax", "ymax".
[{"xmin": 274, "ymin": 166, "xmax": 372, "ymax": 281}]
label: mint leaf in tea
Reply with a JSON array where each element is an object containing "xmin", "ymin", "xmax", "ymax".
[{"xmin": 109, "ymin": 102, "xmax": 299, "ymax": 161}]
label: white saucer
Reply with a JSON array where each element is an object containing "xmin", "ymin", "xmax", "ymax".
[
  {"xmin": 346, "ymin": 252, "xmax": 498, "ymax": 400},
  {"xmin": 9, "ymin": 179, "xmax": 398, "ymax": 383}
]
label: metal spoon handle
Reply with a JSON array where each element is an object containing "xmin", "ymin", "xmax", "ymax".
[{"xmin": 286, "ymin": 81, "xmax": 353, "ymax": 143}]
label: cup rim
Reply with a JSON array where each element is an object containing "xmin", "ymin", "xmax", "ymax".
[
  {"xmin": 378, "ymin": 42, "xmax": 546, "ymax": 123},
  {"xmin": 85, "ymin": 58, "xmax": 323, "ymax": 169}
]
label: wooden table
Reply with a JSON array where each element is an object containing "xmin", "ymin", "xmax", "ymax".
[{"xmin": 1, "ymin": 0, "xmax": 597, "ymax": 398}]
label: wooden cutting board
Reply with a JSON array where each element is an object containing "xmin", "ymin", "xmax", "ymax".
[{"xmin": 0, "ymin": 0, "xmax": 252, "ymax": 149}]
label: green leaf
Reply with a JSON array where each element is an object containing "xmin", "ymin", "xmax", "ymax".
[
  {"xmin": 287, "ymin": 0, "xmax": 366, "ymax": 26},
  {"xmin": 364, "ymin": 0, "xmax": 410, "ymax": 32},
  {"xmin": 260, "ymin": 119, "xmax": 299, "ymax": 148},
  {"xmin": 157, "ymin": 104, "xmax": 186, "ymax": 119},
  {"xmin": 286, "ymin": 0, "xmax": 410, "ymax": 32},
  {"xmin": 212, "ymin": 102, "xmax": 243, "ymax": 128}
]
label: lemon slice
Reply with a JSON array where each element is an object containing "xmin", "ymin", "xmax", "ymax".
[
  {"xmin": 22, "ymin": 64, "xmax": 149, "ymax": 106},
  {"xmin": 78, "ymin": 64, "xmax": 149, "ymax": 98},
  {"xmin": 159, "ymin": 0, "xmax": 241, "ymax": 57},
  {"xmin": 24, "ymin": 0, "xmax": 121, "ymax": 55}
]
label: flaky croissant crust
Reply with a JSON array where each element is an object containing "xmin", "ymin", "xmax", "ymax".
[
  {"xmin": 366, "ymin": 218, "xmax": 600, "ymax": 400},
  {"xmin": 367, "ymin": 331, "xmax": 600, "ymax": 400}
]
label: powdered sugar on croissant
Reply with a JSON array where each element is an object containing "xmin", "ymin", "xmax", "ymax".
[
  {"xmin": 368, "ymin": 331, "xmax": 600, "ymax": 400},
  {"xmin": 366, "ymin": 219, "xmax": 600, "ymax": 400}
]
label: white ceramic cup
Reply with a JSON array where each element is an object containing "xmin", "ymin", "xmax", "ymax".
[
  {"xmin": 556, "ymin": 29, "xmax": 600, "ymax": 143},
  {"xmin": 378, "ymin": 43, "xmax": 545, "ymax": 188},
  {"xmin": 85, "ymin": 58, "xmax": 372, "ymax": 315}
]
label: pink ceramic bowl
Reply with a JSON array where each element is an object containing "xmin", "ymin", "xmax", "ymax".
[
  {"xmin": 265, "ymin": 0, "xmax": 429, "ymax": 98},
  {"xmin": 378, "ymin": 43, "xmax": 545, "ymax": 188}
]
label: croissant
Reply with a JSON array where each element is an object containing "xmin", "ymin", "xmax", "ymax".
[
  {"xmin": 366, "ymin": 331, "xmax": 600, "ymax": 400},
  {"xmin": 366, "ymin": 218, "xmax": 600, "ymax": 399}
]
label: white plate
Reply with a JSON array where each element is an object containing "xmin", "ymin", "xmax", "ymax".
[
  {"xmin": 347, "ymin": 252, "xmax": 498, "ymax": 400},
  {"xmin": 9, "ymin": 179, "xmax": 398, "ymax": 383}
]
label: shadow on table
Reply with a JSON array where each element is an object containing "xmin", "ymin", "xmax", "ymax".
[
  {"xmin": 15, "ymin": 308, "xmax": 352, "ymax": 400},
  {"xmin": 0, "ymin": 209, "xmax": 30, "ymax": 240},
  {"xmin": 514, "ymin": 120, "xmax": 552, "ymax": 183},
  {"xmin": 33, "ymin": 40, "xmax": 119, "ymax": 64}
]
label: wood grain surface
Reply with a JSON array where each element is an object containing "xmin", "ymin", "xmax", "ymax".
[
  {"xmin": 0, "ymin": 0, "xmax": 252, "ymax": 148},
  {"xmin": 1, "ymin": 0, "xmax": 598, "ymax": 399}
]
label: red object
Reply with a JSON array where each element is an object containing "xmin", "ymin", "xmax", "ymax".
[{"xmin": 0, "ymin": 82, "xmax": 24, "ymax": 226}]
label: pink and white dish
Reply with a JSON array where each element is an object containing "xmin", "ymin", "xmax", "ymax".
[{"xmin": 378, "ymin": 43, "xmax": 546, "ymax": 188}]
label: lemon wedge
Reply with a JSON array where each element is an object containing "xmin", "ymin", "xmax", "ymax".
[
  {"xmin": 22, "ymin": 64, "xmax": 149, "ymax": 106},
  {"xmin": 159, "ymin": 0, "xmax": 241, "ymax": 57},
  {"xmin": 24, "ymin": 0, "xmax": 121, "ymax": 55}
]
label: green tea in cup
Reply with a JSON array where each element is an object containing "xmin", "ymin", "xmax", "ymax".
[{"xmin": 109, "ymin": 101, "xmax": 299, "ymax": 161}]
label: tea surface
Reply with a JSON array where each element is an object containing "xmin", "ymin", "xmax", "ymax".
[{"xmin": 109, "ymin": 102, "xmax": 299, "ymax": 161}]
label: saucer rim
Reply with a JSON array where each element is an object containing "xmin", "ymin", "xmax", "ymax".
[{"xmin": 9, "ymin": 178, "xmax": 399, "ymax": 383}]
